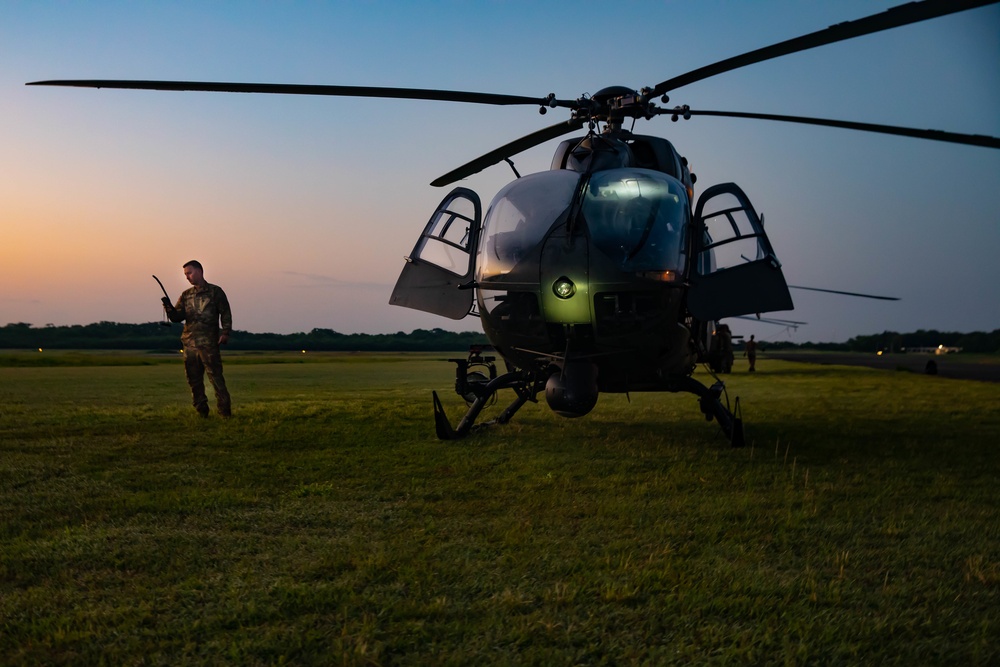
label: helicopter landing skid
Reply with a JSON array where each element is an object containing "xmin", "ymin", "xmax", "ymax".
[
  {"xmin": 433, "ymin": 349, "xmax": 744, "ymax": 446},
  {"xmin": 433, "ymin": 370, "xmax": 541, "ymax": 440},
  {"xmin": 682, "ymin": 377, "xmax": 745, "ymax": 448}
]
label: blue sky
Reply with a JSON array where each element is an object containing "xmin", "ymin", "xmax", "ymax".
[{"xmin": 2, "ymin": 1, "xmax": 998, "ymax": 342}]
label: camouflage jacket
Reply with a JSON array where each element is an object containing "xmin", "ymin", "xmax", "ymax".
[{"xmin": 167, "ymin": 283, "xmax": 232, "ymax": 348}]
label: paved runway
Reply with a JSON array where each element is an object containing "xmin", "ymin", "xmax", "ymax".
[{"xmin": 764, "ymin": 351, "xmax": 1000, "ymax": 383}]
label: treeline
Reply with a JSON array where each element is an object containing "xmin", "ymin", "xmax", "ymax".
[
  {"xmin": 3, "ymin": 322, "xmax": 998, "ymax": 354},
  {"xmin": 760, "ymin": 329, "xmax": 1000, "ymax": 354},
  {"xmin": 0, "ymin": 322, "xmax": 489, "ymax": 352}
]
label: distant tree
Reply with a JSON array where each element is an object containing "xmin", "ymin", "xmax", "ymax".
[{"xmin": 2, "ymin": 322, "xmax": 995, "ymax": 353}]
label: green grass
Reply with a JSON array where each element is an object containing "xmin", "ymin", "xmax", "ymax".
[{"xmin": 2, "ymin": 353, "xmax": 998, "ymax": 665}]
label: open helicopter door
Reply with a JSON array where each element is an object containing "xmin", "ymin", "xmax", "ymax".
[
  {"xmin": 389, "ymin": 187, "xmax": 482, "ymax": 319},
  {"xmin": 687, "ymin": 183, "xmax": 793, "ymax": 321}
]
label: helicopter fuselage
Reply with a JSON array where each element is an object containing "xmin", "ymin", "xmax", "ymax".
[
  {"xmin": 476, "ymin": 160, "xmax": 696, "ymax": 412},
  {"xmin": 391, "ymin": 132, "xmax": 793, "ymax": 420}
]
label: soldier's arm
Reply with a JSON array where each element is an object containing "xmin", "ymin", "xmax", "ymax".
[
  {"xmin": 217, "ymin": 287, "xmax": 233, "ymax": 342},
  {"xmin": 166, "ymin": 294, "xmax": 186, "ymax": 323}
]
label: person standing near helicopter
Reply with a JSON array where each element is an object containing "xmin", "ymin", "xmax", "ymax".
[
  {"xmin": 162, "ymin": 260, "xmax": 233, "ymax": 418},
  {"xmin": 744, "ymin": 334, "xmax": 759, "ymax": 373}
]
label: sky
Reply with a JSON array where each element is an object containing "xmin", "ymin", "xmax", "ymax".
[{"xmin": 2, "ymin": 0, "xmax": 999, "ymax": 343}]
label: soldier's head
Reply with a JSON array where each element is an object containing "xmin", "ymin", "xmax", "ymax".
[{"xmin": 183, "ymin": 260, "xmax": 205, "ymax": 286}]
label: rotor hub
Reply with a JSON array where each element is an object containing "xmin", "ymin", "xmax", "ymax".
[{"xmin": 575, "ymin": 85, "xmax": 660, "ymax": 127}]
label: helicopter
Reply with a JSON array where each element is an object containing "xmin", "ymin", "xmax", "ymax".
[{"xmin": 27, "ymin": 0, "xmax": 1000, "ymax": 446}]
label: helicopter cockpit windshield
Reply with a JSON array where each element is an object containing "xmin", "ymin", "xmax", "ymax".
[
  {"xmin": 477, "ymin": 170, "xmax": 581, "ymax": 280},
  {"xmin": 583, "ymin": 169, "xmax": 688, "ymax": 273}
]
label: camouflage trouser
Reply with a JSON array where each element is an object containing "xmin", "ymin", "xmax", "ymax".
[{"xmin": 184, "ymin": 345, "xmax": 231, "ymax": 416}]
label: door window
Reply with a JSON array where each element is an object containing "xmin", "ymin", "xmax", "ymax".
[
  {"xmin": 415, "ymin": 193, "xmax": 478, "ymax": 274},
  {"xmin": 389, "ymin": 188, "xmax": 481, "ymax": 320},
  {"xmin": 688, "ymin": 183, "xmax": 792, "ymax": 321}
]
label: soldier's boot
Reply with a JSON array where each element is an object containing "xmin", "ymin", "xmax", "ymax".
[
  {"xmin": 212, "ymin": 384, "xmax": 231, "ymax": 418},
  {"xmin": 215, "ymin": 387, "xmax": 232, "ymax": 418},
  {"xmin": 192, "ymin": 386, "xmax": 210, "ymax": 417}
]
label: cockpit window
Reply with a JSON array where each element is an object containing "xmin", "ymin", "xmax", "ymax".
[
  {"xmin": 583, "ymin": 169, "xmax": 688, "ymax": 272},
  {"xmin": 478, "ymin": 170, "xmax": 581, "ymax": 279}
]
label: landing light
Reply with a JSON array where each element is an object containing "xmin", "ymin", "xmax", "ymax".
[{"xmin": 553, "ymin": 277, "xmax": 576, "ymax": 299}]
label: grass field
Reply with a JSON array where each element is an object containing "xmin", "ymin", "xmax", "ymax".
[{"xmin": 2, "ymin": 351, "xmax": 998, "ymax": 665}]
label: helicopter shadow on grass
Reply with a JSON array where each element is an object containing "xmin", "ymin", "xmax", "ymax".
[
  {"xmin": 445, "ymin": 382, "xmax": 997, "ymax": 481},
  {"xmin": 499, "ymin": 393, "xmax": 744, "ymax": 452}
]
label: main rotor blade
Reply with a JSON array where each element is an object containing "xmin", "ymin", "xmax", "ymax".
[
  {"xmin": 789, "ymin": 285, "xmax": 900, "ymax": 301},
  {"xmin": 731, "ymin": 315, "xmax": 808, "ymax": 327},
  {"xmin": 25, "ymin": 79, "xmax": 573, "ymax": 108},
  {"xmin": 431, "ymin": 119, "xmax": 585, "ymax": 187},
  {"xmin": 681, "ymin": 109, "xmax": 1000, "ymax": 149},
  {"xmin": 652, "ymin": 0, "xmax": 999, "ymax": 96}
]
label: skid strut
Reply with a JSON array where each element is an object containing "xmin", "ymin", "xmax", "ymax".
[
  {"xmin": 433, "ymin": 348, "xmax": 744, "ymax": 446},
  {"xmin": 434, "ymin": 347, "xmax": 542, "ymax": 440},
  {"xmin": 433, "ymin": 372, "xmax": 538, "ymax": 440},
  {"xmin": 694, "ymin": 379, "xmax": 745, "ymax": 448}
]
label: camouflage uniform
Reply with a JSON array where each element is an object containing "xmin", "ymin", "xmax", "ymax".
[{"xmin": 167, "ymin": 283, "xmax": 233, "ymax": 416}]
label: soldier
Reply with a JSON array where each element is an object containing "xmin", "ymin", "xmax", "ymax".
[
  {"xmin": 744, "ymin": 334, "xmax": 758, "ymax": 373},
  {"xmin": 162, "ymin": 260, "xmax": 233, "ymax": 417}
]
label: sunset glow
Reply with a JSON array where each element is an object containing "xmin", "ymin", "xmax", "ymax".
[{"xmin": 3, "ymin": 2, "xmax": 998, "ymax": 341}]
